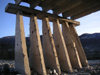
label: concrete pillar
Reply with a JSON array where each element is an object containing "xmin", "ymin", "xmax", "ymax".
[
  {"xmin": 53, "ymin": 19, "xmax": 73, "ymax": 72},
  {"xmin": 42, "ymin": 18, "xmax": 61, "ymax": 74},
  {"xmin": 69, "ymin": 24, "xmax": 89, "ymax": 67},
  {"xmin": 29, "ymin": 16, "xmax": 47, "ymax": 75},
  {"xmin": 62, "ymin": 22, "xmax": 82, "ymax": 69},
  {"xmin": 15, "ymin": 12, "xmax": 31, "ymax": 75}
]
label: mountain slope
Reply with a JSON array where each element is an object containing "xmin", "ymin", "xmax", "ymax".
[
  {"xmin": 80, "ymin": 33, "xmax": 100, "ymax": 59},
  {"xmin": 0, "ymin": 33, "xmax": 100, "ymax": 60}
]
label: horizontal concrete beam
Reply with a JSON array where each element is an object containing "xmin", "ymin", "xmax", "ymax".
[
  {"xmin": 63, "ymin": 0, "xmax": 100, "ymax": 18},
  {"xmin": 71, "ymin": 3, "xmax": 100, "ymax": 19},
  {"xmin": 5, "ymin": 3, "xmax": 80, "ymax": 26}
]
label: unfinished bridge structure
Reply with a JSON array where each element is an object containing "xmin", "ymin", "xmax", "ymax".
[{"xmin": 5, "ymin": 0, "xmax": 100, "ymax": 75}]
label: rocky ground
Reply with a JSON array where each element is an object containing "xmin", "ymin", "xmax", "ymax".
[{"xmin": 0, "ymin": 60, "xmax": 99, "ymax": 75}]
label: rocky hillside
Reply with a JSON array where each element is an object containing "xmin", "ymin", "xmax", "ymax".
[
  {"xmin": 80, "ymin": 33, "xmax": 100, "ymax": 60},
  {"xmin": 0, "ymin": 36, "xmax": 30, "ymax": 60},
  {"xmin": 0, "ymin": 33, "xmax": 100, "ymax": 60}
]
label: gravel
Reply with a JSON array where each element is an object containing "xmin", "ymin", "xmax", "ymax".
[{"xmin": 0, "ymin": 60, "xmax": 99, "ymax": 75}]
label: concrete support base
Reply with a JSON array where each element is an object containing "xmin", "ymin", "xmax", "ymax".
[
  {"xmin": 15, "ymin": 12, "xmax": 31, "ymax": 75},
  {"xmin": 53, "ymin": 19, "xmax": 73, "ymax": 72},
  {"xmin": 29, "ymin": 16, "xmax": 47, "ymax": 75},
  {"xmin": 42, "ymin": 18, "xmax": 61, "ymax": 74},
  {"xmin": 69, "ymin": 24, "xmax": 89, "ymax": 67},
  {"xmin": 62, "ymin": 22, "xmax": 82, "ymax": 69}
]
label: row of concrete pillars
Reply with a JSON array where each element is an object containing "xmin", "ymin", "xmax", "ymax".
[{"xmin": 15, "ymin": 12, "xmax": 89, "ymax": 75}]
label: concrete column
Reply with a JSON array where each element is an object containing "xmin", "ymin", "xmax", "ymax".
[
  {"xmin": 53, "ymin": 19, "xmax": 73, "ymax": 72},
  {"xmin": 15, "ymin": 12, "xmax": 31, "ymax": 75},
  {"xmin": 62, "ymin": 22, "xmax": 82, "ymax": 69},
  {"xmin": 29, "ymin": 16, "xmax": 47, "ymax": 75},
  {"xmin": 42, "ymin": 18, "xmax": 61, "ymax": 74},
  {"xmin": 69, "ymin": 24, "xmax": 89, "ymax": 67}
]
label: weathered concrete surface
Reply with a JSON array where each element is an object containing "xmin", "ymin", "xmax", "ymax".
[
  {"xmin": 15, "ymin": 12, "xmax": 31, "ymax": 75},
  {"xmin": 42, "ymin": 18, "xmax": 61, "ymax": 74},
  {"xmin": 29, "ymin": 16, "xmax": 47, "ymax": 75},
  {"xmin": 62, "ymin": 22, "xmax": 82, "ymax": 69},
  {"xmin": 69, "ymin": 24, "xmax": 89, "ymax": 67},
  {"xmin": 53, "ymin": 19, "xmax": 73, "ymax": 72}
]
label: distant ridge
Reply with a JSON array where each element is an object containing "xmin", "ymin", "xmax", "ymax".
[
  {"xmin": 80, "ymin": 33, "xmax": 100, "ymax": 39},
  {"xmin": 0, "ymin": 33, "xmax": 100, "ymax": 60},
  {"xmin": 79, "ymin": 33, "xmax": 100, "ymax": 60}
]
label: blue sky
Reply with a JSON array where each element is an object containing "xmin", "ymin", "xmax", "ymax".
[{"xmin": 0, "ymin": 0, "xmax": 100, "ymax": 38}]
